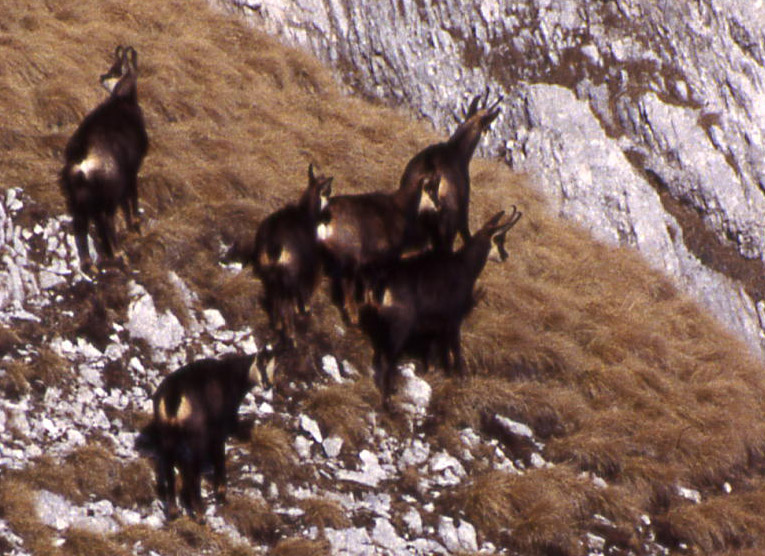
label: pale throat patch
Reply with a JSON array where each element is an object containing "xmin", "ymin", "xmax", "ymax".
[
  {"xmin": 317, "ymin": 221, "xmax": 334, "ymax": 241},
  {"xmin": 248, "ymin": 357, "xmax": 262, "ymax": 386},
  {"xmin": 101, "ymin": 76, "xmax": 120, "ymax": 94},
  {"xmin": 320, "ymin": 195, "xmax": 329, "ymax": 211},
  {"xmin": 418, "ymin": 188, "xmax": 437, "ymax": 213}
]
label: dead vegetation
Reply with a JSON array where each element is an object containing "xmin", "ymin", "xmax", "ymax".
[{"xmin": 2, "ymin": 0, "xmax": 765, "ymax": 554}]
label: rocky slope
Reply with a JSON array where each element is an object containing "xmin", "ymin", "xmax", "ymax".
[{"xmin": 224, "ymin": 0, "xmax": 765, "ymax": 359}]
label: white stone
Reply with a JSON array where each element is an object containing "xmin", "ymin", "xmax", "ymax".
[
  {"xmin": 321, "ymin": 355, "xmax": 343, "ymax": 382},
  {"xmin": 299, "ymin": 414, "xmax": 323, "ymax": 443},
  {"xmin": 203, "ymin": 308, "xmax": 226, "ymax": 330},
  {"xmin": 322, "ymin": 435, "xmax": 343, "ymax": 458},
  {"xmin": 402, "ymin": 506, "xmax": 423, "ymax": 536},
  {"xmin": 372, "ymin": 517, "xmax": 407, "ymax": 552},
  {"xmin": 294, "ymin": 435, "xmax": 312, "ymax": 459}
]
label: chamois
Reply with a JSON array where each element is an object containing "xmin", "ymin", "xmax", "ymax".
[
  {"xmin": 316, "ymin": 174, "xmax": 436, "ymax": 323},
  {"xmin": 360, "ymin": 208, "xmax": 522, "ymax": 408},
  {"xmin": 151, "ymin": 347, "xmax": 277, "ymax": 521},
  {"xmin": 400, "ymin": 89, "xmax": 502, "ymax": 252},
  {"xmin": 60, "ymin": 45, "xmax": 148, "ymax": 273},
  {"xmin": 252, "ymin": 164, "xmax": 332, "ymax": 343}
]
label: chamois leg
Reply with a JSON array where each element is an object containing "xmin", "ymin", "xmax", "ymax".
[
  {"xmin": 157, "ymin": 454, "xmax": 180, "ymax": 520},
  {"xmin": 211, "ymin": 440, "xmax": 227, "ymax": 504},
  {"xmin": 128, "ymin": 175, "xmax": 141, "ymax": 232},
  {"xmin": 180, "ymin": 459, "xmax": 205, "ymax": 522},
  {"xmin": 449, "ymin": 327, "xmax": 467, "ymax": 377},
  {"xmin": 72, "ymin": 213, "xmax": 95, "ymax": 273},
  {"xmin": 94, "ymin": 210, "xmax": 119, "ymax": 263}
]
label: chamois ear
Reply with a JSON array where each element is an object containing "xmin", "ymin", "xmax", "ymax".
[
  {"xmin": 498, "ymin": 205, "xmax": 522, "ymax": 234},
  {"xmin": 308, "ymin": 163, "xmax": 316, "ymax": 182},
  {"xmin": 124, "ymin": 46, "xmax": 138, "ymax": 71},
  {"xmin": 485, "ymin": 210, "xmax": 506, "ymax": 228},
  {"xmin": 321, "ymin": 177, "xmax": 333, "ymax": 196},
  {"xmin": 466, "ymin": 94, "xmax": 482, "ymax": 118}
]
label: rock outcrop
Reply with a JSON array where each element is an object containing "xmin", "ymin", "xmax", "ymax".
[{"xmin": 220, "ymin": 0, "xmax": 765, "ymax": 358}]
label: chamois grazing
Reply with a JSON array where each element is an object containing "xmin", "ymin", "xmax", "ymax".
[
  {"xmin": 360, "ymin": 207, "xmax": 522, "ymax": 408},
  {"xmin": 150, "ymin": 347, "xmax": 277, "ymax": 521},
  {"xmin": 316, "ymin": 174, "xmax": 436, "ymax": 323},
  {"xmin": 60, "ymin": 45, "xmax": 149, "ymax": 273},
  {"xmin": 252, "ymin": 164, "xmax": 333, "ymax": 343},
  {"xmin": 400, "ymin": 89, "xmax": 502, "ymax": 252}
]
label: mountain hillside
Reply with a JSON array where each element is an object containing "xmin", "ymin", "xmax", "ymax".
[
  {"xmin": 2, "ymin": 0, "xmax": 765, "ymax": 554},
  {"xmin": 236, "ymin": 0, "xmax": 765, "ymax": 361}
]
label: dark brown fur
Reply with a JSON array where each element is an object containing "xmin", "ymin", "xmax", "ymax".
[
  {"xmin": 316, "ymin": 175, "xmax": 435, "ymax": 323},
  {"xmin": 252, "ymin": 164, "xmax": 332, "ymax": 343},
  {"xmin": 400, "ymin": 90, "xmax": 502, "ymax": 252},
  {"xmin": 360, "ymin": 208, "xmax": 521, "ymax": 408},
  {"xmin": 150, "ymin": 348, "xmax": 276, "ymax": 521},
  {"xmin": 60, "ymin": 45, "xmax": 149, "ymax": 273}
]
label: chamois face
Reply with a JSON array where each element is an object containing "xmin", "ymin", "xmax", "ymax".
[
  {"xmin": 485, "ymin": 206, "xmax": 522, "ymax": 262},
  {"xmin": 250, "ymin": 345, "xmax": 277, "ymax": 389},
  {"xmin": 100, "ymin": 46, "xmax": 129, "ymax": 93}
]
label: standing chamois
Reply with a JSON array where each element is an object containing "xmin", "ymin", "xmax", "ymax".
[
  {"xmin": 252, "ymin": 164, "xmax": 332, "ymax": 343},
  {"xmin": 60, "ymin": 45, "xmax": 148, "ymax": 273},
  {"xmin": 150, "ymin": 347, "xmax": 277, "ymax": 521},
  {"xmin": 360, "ymin": 208, "xmax": 522, "ymax": 408},
  {"xmin": 400, "ymin": 89, "xmax": 502, "ymax": 252},
  {"xmin": 317, "ymin": 174, "xmax": 436, "ymax": 324}
]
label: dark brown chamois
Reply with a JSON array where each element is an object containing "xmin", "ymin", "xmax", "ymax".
[
  {"xmin": 151, "ymin": 347, "xmax": 276, "ymax": 521},
  {"xmin": 360, "ymin": 208, "xmax": 522, "ymax": 408},
  {"xmin": 60, "ymin": 45, "xmax": 149, "ymax": 273},
  {"xmin": 252, "ymin": 164, "xmax": 332, "ymax": 343},
  {"xmin": 316, "ymin": 174, "xmax": 436, "ymax": 323},
  {"xmin": 400, "ymin": 89, "xmax": 502, "ymax": 252}
]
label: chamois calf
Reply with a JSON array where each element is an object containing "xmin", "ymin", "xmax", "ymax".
[
  {"xmin": 360, "ymin": 208, "xmax": 522, "ymax": 408},
  {"xmin": 253, "ymin": 164, "xmax": 332, "ymax": 342},
  {"xmin": 60, "ymin": 45, "xmax": 148, "ymax": 273},
  {"xmin": 400, "ymin": 89, "xmax": 502, "ymax": 252},
  {"xmin": 317, "ymin": 175, "xmax": 436, "ymax": 323},
  {"xmin": 151, "ymin": 347, "xmax": 276, "ymax": 521}
]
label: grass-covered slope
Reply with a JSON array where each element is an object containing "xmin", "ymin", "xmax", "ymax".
[{"xmin": 3, "ymin": 0, "xmax": 765, "ymax": 554}]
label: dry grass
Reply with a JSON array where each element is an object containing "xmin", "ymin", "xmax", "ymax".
[
  {"xmin": 3, "ymin": 0, "xmax": 765, "ymax": 553},
  {"xmin": 298, "ymin": 497, "xmax": 351, "ymax": 532},
  {"xmin": 218, "ymin": 494, "xmax": 282, "ymax": 544},
  {"xmin": 61, "ymin": 529, "xmax": 132, "ymax": 556},
  {"xmin": 0, "ymin": 478, "xmax": 56, "ymax": 555},
  {"xmin": 16, "ymin": 445, "xmax": 154, "ymax": 508},
  {"xmin": 271, "ymin": 537, "xmax": 331, "ymax": 556},
  {"xmin": 247, "ymin": 424, "xmax": 299, "ymax": 485},
  {"xmin": 303, "ymin": 379, "xmax": 379, "ymax": 448},
  {"xmin": 116, "ymin": 519, "xmax": 258, "ymax": 556}
]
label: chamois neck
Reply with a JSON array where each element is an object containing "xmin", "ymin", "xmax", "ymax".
[
  {"xmin": 113, "ymin": 75, "xmax": 138, "ymax": 103},
  {"xmin": 447, "ymin": 118, "xmax": 482, "ymax": 164},
  {"xmin": 458, "ymin": 235, "xmax": 491, "ymax": 281}
]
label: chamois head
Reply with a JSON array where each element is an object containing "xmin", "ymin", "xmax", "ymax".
[
  {"xmin": 302, "ymin": 163, "xmax": 333, "ymax": 218},
  {"xmin": 100, "ymin": 45, "xmax": 139, "ymax": 99},
  {"xmin": 484, "ymin": 206, "xmax": 523, "ymax": 262},
  {"xmin": 250, "ymin": 344, "xmax": 277, "ymax": 389},
  {"xmin": 449, "ymin": 88, "xmax": 503, "ymax": 160}
]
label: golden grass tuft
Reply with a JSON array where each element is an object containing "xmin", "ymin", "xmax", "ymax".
[
  {"xmin": 17, "ymin": 446, "xmax": 155, "ymax": 508},
  {"xmin": 303, "ymin": 379, "xmax": 379, "ymax": 448},
  {"xmin": 271, "ymin": 537, "xmax": 331, "ymax": 556},
  {"xmin": 0, "ymin": 478, "xmax": 56, "ymax": 555},
  {"xmin": 298, "ymin": 497, "xmax": 351, "ymax": 532},
  {"xmin": 218, "ymin": 494, "xmax": 282, "ymax": 544},
  {"xmin": 248, "ymin": 424, "xmax": 298, "ymax": 484},
  {"xmin": 61, "ymin": 529, "xmax": 132, "ymax": 556}
]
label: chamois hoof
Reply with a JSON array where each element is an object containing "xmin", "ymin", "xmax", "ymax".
[
  {"xmin": 214, "ymin": 485, "xmax": 227, "ymax": 504},
  {"xmin": 165, "ymin": 505, "xmax": 181, "ymax": 521},
  {"xmin": 80, "ymin": 259, "xmax": 98, "ymax": 276}
]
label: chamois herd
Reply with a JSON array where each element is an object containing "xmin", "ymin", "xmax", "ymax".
[{"xmin": 57, "ymin": 46, "xmax": 522, "ymax": 521}]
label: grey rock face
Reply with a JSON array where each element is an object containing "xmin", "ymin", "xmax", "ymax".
[{"xmin": 219, "ymin": 0, "xmax": 765, "ymax": 358}]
